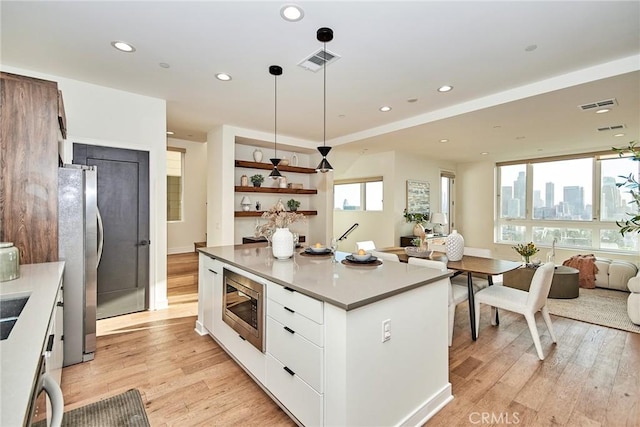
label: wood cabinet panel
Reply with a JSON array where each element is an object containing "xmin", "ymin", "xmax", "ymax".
[{"xmin": 0, "ymin": 72, "xmax": 59, "ymax": 263}]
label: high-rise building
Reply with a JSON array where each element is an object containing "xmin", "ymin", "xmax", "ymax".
[
  {"xmin": 545, "ymin": 182, "xmax": 554, "ymax": 208},
  {"xmin": 514, "ymin": 172, "xmax": 526, "ymax": 217},
  {"xmin": 563, "ymin": 186, "xmax": 584, "ymax": 217},
  {"xmin": 501, "ymin": 186, "xmax": 513, "ymax": 217}
]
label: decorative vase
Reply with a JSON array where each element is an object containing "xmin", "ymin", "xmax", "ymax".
[
  {"xmin": 253, "ymin": 148, "xmax": 263, "ymax": 163},
  {"xmin": 413, "ymin": 223, "xmax": 425, "ymax": 237},
  {"xmin": 445, "ymin": 229, "xmax": 464, "ymax": 261},
  {"xmin": 272, "ymin": 227, "xmax": 294, "ymax": 259},
  {"xmin": 291, "ymin": 153, "xmax": 298, "ymax": 166},
  {"xmin": 240, "ymin": 174, "xmax": 248, "ymax": 187}
]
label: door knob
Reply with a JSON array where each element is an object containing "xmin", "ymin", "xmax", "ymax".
[{"xmin": 138, "ymin": 240, "xmax": 151, "ymax": 246}]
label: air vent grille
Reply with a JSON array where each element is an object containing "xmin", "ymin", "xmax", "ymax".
[
  {"xmin": 298, "ymin": 48, "xmax": 340, "ymax": 72},
  {"xmin": 597, "ymin": 124, "xmax": 626, "ymax": 132},
  {"xmin": 578, "ymin": 98, "xmax": 618, "ymax": 111}
]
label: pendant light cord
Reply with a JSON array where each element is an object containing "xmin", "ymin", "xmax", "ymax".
[
  {"xmin": 274, "ymin": 72, "xmax": 278, "ymax": 157},
  {"xmin": 323, "ymin": 40, "xmax": 326, "ymax": 148}
]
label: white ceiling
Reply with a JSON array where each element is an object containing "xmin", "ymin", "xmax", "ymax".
[{"xmin": 2, "ymin": 1, "xmax": 639, "ymax": 163}]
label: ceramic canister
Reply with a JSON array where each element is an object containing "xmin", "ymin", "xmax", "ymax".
[
  {"xmin": 0, "ymin": 242, "xmax": 20, "ymax": 282},
  {"xmin": 445, "ymin": 230, "xmax": 464, "ymax": 261},
  {"xmin": 271, "ymin": 228, "xmax": 294, "ymax": 259}
]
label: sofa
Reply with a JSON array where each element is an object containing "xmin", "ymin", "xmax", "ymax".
[
  {"xmin": 627, "ymin": 270, "xmax": 640, "ymax": 325},
  {"xmin": 594, "ymin": 258, "xmax": 638, "ymax": 291}
]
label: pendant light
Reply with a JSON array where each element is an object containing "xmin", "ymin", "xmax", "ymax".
[
  {"xmin": 269, "ymin": 65, "xmax": 283, "ymax": 178},
  {"xmin": 315, "ymin": 27, "xmax": 334, "ymax": 173}
]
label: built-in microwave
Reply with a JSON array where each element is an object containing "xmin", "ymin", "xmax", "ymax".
[{"xmin": 222, "ymin": 268, "xmax": 264, "ymax": 352}]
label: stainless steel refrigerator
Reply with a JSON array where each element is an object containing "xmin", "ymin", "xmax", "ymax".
[{"xmin": 58, "ymin": 164, "xmax": 102, "ymax": 366}]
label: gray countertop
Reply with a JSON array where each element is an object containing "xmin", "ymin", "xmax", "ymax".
[
  {"xmin": 199, "ymin": 245, "xmax": 451, "ymax": 310},
  {"xmin": 0, "ymin": 262, "xmax": 65, "ymax": 427}
]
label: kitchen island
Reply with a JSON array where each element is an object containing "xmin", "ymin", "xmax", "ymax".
[{"xmin": 197, "ymin": 244, "xmax": 452, "ymax": 426}]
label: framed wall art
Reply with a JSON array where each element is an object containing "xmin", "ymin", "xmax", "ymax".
[{"xmin": 406, "ymin": 180, "xmax": 430, "ymax": 214}]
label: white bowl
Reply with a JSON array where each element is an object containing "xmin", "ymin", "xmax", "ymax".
[
  {"xmin": 352, "ymin": 253, "xmax": 372, "ymax": 262},
  {"xmin": 404, "ymin": 247, "xmax": 433, "ymax": 258},
  {"xmin": 309, "ymin": 245, "xmax": 327, "ymax": 253}
]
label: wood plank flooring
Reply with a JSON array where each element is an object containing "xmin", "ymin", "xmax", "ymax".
[{"xmin": 61, "ymin": 252, "xmax": 640, "ymax": 426}]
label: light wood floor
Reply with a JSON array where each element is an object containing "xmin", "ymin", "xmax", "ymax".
[{"xmin": 61, "ymin": 252, "xmax": 640, "ymax": 426}]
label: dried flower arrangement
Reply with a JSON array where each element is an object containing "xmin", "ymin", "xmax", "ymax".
[{"xmin": 255, "ymin": 199, "xmax": 305, "ymax": 238}]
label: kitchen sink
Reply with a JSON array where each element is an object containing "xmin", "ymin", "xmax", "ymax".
[{"xmin": 0, "ymin": 295, "xmax": 30, "ymax": 340}]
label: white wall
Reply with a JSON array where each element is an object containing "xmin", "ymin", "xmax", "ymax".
[
  {"xmin": 331, "ymin": 149, "xmax": 456, "ymax": 252},
  {"xmin": 1, "ymin": 65, "xmax": 169, "ymax": 310},
  {"xmin": 167, "ymin": 138, "xmax": 207, "ymax": 254}
]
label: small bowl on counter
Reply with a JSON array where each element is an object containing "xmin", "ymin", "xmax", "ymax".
[
  {"xmin": 404, "ymin": 247, "xmax": 433, "ymax": 258},
  {"xmin": 308, "ymin": 245, "xmax": 328, "ymax": 253},
  {"xmin": 351, "ymin": 252, "xmax": 372, "ymax": 262}
]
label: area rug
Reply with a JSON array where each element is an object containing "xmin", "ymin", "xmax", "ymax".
[
  {"xmin": 44, "ymin": 388, "xmax": 150, "ymax": 427},
  {"xmin": 547, "ymin": 287, "xmax": 640, "ymax": 334}
]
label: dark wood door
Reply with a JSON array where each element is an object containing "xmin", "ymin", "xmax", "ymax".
[{"xmin": 73, "ymin": 144, "xmax": 149, "ymax": 319}]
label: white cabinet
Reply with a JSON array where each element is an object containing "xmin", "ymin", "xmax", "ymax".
[
  {"xmin": 265, "ymin": 281, "xmax": 324, "ymax": 426},
  {"xmin": 202, "ymin": 258, "xmax": 223, "ymax": 334}
]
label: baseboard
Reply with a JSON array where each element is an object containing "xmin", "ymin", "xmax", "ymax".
[
  {"xmin": 398, "ymin": 383, "xmax": 453, "ymax": 427},
  {"xmin": 168, "ymin": 246, "xmax": 195, "ymax": 255},
  {"xmin": 194, "ymin": 320, "xmax": 208, "ymax": 336}
]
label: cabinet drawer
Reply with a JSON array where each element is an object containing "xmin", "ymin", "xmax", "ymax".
[
  {"xmin": 267, "ymin": 317, "xmax": 323, "ymax": 392},
  {"xmin": 267, "ymin": 282, "xmax": 323, "ymax": 324},
  {"xmin": 266, "ymin": 353, "xmax": 323, "ymax": 427},
  {"xmin": 267, "ymin": 299, "xmax": 323, "ymax": 347}
]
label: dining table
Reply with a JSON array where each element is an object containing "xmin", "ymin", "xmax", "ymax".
[{"xmin": 380, "ymin": 247, "xmax": 522, "ymax": 340}]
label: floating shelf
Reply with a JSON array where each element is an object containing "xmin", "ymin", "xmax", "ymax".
[
  {"xmin": 235, "ymin": 210, "xmax": 318, "ymax": 217},
  {"xmin": 234, "ymin": 186, "xmax": 317, "ymax": 195},
  {"xmin": 235, "ymin": 160, "xmax": 316, "ymax": 174}
]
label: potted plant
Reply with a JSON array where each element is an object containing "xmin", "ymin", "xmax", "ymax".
[
  {"xmin": 250, "ymin": 174, "xmax": 264, "ymax": 187},
  {"xmin": 613, "ymin": 141, "xmax": 640, "ymax": 235},
  {"xmin": 403, "ymin": 208, "xmax": 429, "ymax": 236},
  {"xmin": 287, "ymin": 199, "xmax": 301, "ymax": 212}
]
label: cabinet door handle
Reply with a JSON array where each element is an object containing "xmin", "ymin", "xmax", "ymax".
[
  {"xmin": 284, "ymin": 286, "xmax": 295, "ymax": 293},
  {"xmin": 284, "ymin": 326, "xmax": 295, "ymax": 334},
  {"xmin": 284, "ymin": 306, "xmax": 295, "ymax": 314},
  {"xmin": 283, "ymin": 366, "xmax": 295, "ymax": 376},
  {"xmin": 46, "ymin": 334, "xmax": 55, "ymax": 352},
  {"xmin": 238, "ymin": 335, "xmax": 246, "ymax": 341},
  {"xmin": 208, "ymin": 269, "xmax": 218, "ymax": 275}
]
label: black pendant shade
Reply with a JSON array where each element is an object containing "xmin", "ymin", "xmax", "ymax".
[
  {"xmin": 269, "ymin": 65, "xmax": 283, "ymax": 179},
  {"xmin": 315, "ymin": 27, "xmax": 334, "ymax": 173}
]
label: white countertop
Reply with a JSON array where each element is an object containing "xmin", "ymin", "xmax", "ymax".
[
  {"xmin": 0, "ymin": 262, "xmax": 65, "ymax": 427},
  {"xmin": 199, "ymin": 245, "xmax": 450, "ymax": 310}
]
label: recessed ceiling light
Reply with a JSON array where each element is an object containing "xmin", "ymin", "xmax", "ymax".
[
  {"xmin": 338, "ymin": 114, "xmax": 346, "ymax": 118},
  {"xmin": 216, "ymin": 73, "xmax": 232, "ymax": 81},
  {"xmin": 407, "ymin": 98, "xmax": 418, "ymax": 103},
  {"xmin": 614, "ymin": 133, "xmax": 625, "ymax": 137},
  {"xmin": 159, "ymin": 63, "xmax": 170, "ymax": 69},
  {"xmin": 595, "ymin": 108, "xmax": 610, "ymax": 114},
  {"xmin": 111, "ymin": 41, "xmax": 136, "ymax": 53},
  {"xmin": 515, "ymin": 136, "xmax": 526, "ymax": 140},
  {"xmin": 480, "ymin": 152, "xmax": 489, "ymax": 155},
  {"xmin": 439, "ymin": 139, "xmax": 448, "ymax": 143},
  {"xmin": 379, "ymin": 106, "xmax": 392, "ymax": 112},
  {"xmin": 280, "ymin": 4, "xmax": 304, "ymax": 22},
  {"xmin": 437, "ymin": 85, "xmax": 453, "ymax": 92},
  {"xmin": 166, "ymin": 131, "xmax": 174, "ymax": 135},
  {"xmin": 525, "ymin": 44, "xmax": 538, "ymax": 52}
]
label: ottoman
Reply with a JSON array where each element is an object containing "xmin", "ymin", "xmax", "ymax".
[{"xmin": 503, "ymin": 265, "xmax": 580, "ymax": 298}]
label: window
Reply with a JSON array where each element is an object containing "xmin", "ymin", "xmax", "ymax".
[
  {"xmin": 167, "ymin": 147, "xmax": 185, "ymax": 221},
  {"xmin": 496, "ymin": 152, "xmax": 639, "ymax": 254},
  {"xmin": 334, "ymin": 177, "xmax": 383, "ymax": 211}
]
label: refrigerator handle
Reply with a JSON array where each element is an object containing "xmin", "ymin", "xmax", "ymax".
[{"xmin": 97, "ymin": 206, "xmax": 104, "ymax": 268}]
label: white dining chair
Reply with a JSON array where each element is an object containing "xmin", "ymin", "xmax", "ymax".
[
  {"xmin": 474, "ymin": 262, "xmax": 557, "ymax": 360},
  {"xmin": 408, "ymin": 257, "xmax": 468, "ymax": 346},
  {"xmin": 371, "ymin": 250, "xmax": 400, "ymax": 262},
  {"xmin": 355, "ymin": 241, "xmax": 376, "ymax": 252}
]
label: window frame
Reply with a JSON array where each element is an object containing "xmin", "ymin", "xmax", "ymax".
[
  {"xmin": 495, "ymin": 151, "xmax": 639, "ymax": 254},
  {"xmin": 333, "ymin": 176, "xmax": 383, "ymax": 212}
]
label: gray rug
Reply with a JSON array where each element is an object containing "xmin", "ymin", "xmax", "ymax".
[
  {"xmin": 547, "ymin": 287, "xmax": 640, "ymax": 334},
  {"xmin": 56, "ymin": 389, "xmax": 149, "ymax": 427}
]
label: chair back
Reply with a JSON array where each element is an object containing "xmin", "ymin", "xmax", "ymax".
[
  {"xmin": 408, "ymin": 257, "xmax": 447, "ymax": 270},
  {"xmin": 371, "ymin": 250, "xmax": 400, "ymax": 262},
  {"xmin": 356, "ymin": 241, "xmax": 376, "ymax": 252},
  {"xmin": 463, "ymin": 247, "xmax": 492, "ymax": 258},
  {"xmin": 526, "ymin": 262, "xmax": 556, "ymax": 310}
]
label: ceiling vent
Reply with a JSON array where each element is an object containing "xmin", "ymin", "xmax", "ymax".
[
  {"xmin": 597, "ymin": 124, "xmax": 626, "ymax": 132},
  {"xmin": 578, "ymin": 98, "xmax": 618, "ymax": 111},
  {"xmin": 297, "ymin": 48, "xmax": 340, "ymax": 72}
]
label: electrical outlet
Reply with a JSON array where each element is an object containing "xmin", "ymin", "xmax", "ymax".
[{"xmin": 382, "ymin": 319, "xmax": 391, "ymax": 342}]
